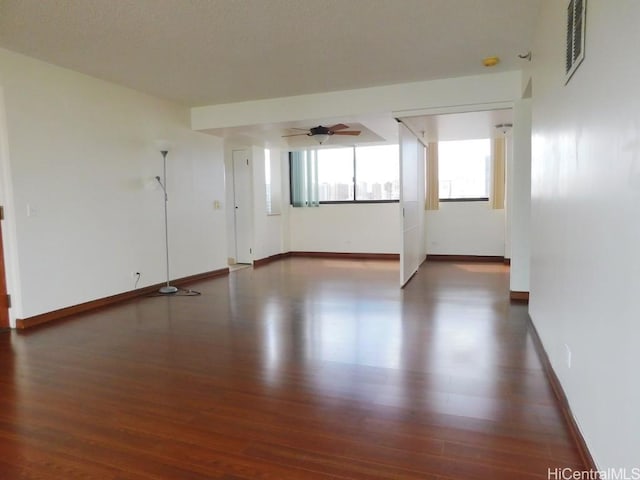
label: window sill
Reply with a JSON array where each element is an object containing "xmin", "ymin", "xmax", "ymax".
[
  {"xmin": 439, "ymin": 198, "xmax": 489, "ymax": 203},
  {"xmin": 319, "ymin": 200, "xmax": 400, "ymax": 205}
]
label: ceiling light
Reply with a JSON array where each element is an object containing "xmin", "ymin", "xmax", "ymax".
[{"xmin": 314, "ymin": 133, "xmax": 330, "ymax": 145}]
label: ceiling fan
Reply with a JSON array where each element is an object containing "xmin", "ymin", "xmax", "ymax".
[{"xmin": 282, "ymin": 124, "xmax": 361, "ymax": 144}]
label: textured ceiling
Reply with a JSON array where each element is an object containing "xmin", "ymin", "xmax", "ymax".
[{"xmin": 0, "ymin": 0, "xmax": 541, "ymax": 107}]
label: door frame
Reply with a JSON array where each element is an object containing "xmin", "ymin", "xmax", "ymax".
[{"xmin": 0, "ymin": 207, "xmax": 8, "ymax": 329}]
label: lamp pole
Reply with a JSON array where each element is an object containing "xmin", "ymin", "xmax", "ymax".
[{"xmin": 157, "ymin": 150, "xmax": 178, "ymax": 294}]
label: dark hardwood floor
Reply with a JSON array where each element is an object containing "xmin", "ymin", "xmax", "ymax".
[{"xmin": 0, "ymin": 259, "xmax": 585, "ymax": 479}]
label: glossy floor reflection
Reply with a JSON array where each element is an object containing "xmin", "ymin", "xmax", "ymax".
[{"xmin": 1, "ymin": 259, "xmax": 586, "ymax": 479}]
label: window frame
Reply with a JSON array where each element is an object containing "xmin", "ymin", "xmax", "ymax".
[
  {"xmin": 289, "ymin": 147, "xmax": 400, "ymax": 205},
  {"xmin": 439, "ymin": 197, "xmax": 489, "ymax": 203}
]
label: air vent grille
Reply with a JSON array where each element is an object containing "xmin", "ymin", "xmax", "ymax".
[{"xmin": 565, "ymin": 0, "xmax": 586, "ymax": 83}]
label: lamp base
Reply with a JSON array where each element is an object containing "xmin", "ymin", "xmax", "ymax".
[{"xmin": 158, "ymin": 285, "xmax": 179, "ymax": 294}]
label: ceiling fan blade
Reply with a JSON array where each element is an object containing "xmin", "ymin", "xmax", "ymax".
[
  {"xmin": 332, "ymin": 130, "xmax": 361, "ymax": 136},
  {"xmin": 288, "ymin": 127, "xmax": 310, "ymax": 131},
  {"xmin": 281, "ymin": 133, "xmax": 311, "ymax": 137},
  {"xmin": 328, "ymin": 123, "xmax": 349, "ymax": 132}
]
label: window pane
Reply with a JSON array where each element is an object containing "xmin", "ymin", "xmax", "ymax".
[
  {"xmin": 317, "ymin": 147, "xmax": 354, "ymax": 201},
  {"xmin": 438, "ymin": 139, "xmax": 490, "ymax": 199},
  {"xmin": 355, "ymin": 145, "xmax": 400, "ymax": 200},
  {"xmin": 265, "ymin": 149, "xmax": 272, "ymax": 214},
  {"xmin": 265, "ymin": 148, "xmax": 282, "ymax": 214}
]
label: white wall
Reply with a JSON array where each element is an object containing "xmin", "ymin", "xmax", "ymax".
[
  {"xmin": 289, "ymin": 203, "xmax": 400, "ymax": 254},
  {"xmin": 279, "ymin": 151, "xmax": 291, "ymax": 254},
  {"xmin": 251, "ymin": 146, "xmax": 285, "ymax": 260},
  {"xmin": 504, "ymin": 135, "xmax": 513, "ymax": 261},
  {"xmin": 426, "ymin": 202, "xmax": 505, "ymax": 256},
  {"xmin": 530, "ymin": 1, "xmax": 640, "ymax": 470},
  {"xmin": 509, "ymin": 99, "xmax": 532, "ymax": 292},
  {"xmin": 0, "ymin": 48, "xmax": 227, "ymax": 322}
]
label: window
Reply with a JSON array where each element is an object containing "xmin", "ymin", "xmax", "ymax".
[
  {"xmin": 317, "ymin": 147, "xmax": 354, "ymax": 202},
  {"xmin": 438, "ymin": 139, "xmax": 490, "ymax": 201},
  {"xmin": 292, "ymin": 145, "xmax": 399, "ymax": 205},
  {"xmin": 265, "ymin": 148, "xmax": 282, "ymax": 215},
  {"xmin": 355, "ymin": 145, "xmax": 400, "ymax": 201}
]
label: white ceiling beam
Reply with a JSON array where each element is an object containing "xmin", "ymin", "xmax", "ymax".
[{"xmin": 191, "ymin": 71, "xmax": 522, "ymax": 132}]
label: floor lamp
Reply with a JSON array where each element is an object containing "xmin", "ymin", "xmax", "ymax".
[{"xmin": 156, "ymin": 149, "xmax": 178, "ymax": 294}]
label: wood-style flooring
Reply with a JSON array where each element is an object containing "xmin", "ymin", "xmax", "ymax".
[{"xmin": 0, "ymin": 258, "xmax": 586, "ymax": 479}]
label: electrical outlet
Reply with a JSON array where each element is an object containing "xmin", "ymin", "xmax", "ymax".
[{"xmin": 565, "ymin": 343, "xmax": 572, "ymax": 369}]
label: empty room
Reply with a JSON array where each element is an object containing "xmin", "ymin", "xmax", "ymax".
[{"xmin": 0, "ymin": 1, "xmax": 638, "ymax": 478}]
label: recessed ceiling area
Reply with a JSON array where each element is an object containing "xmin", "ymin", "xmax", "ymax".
[
  {"xmin": 401, "ymin": 109, "xmax": 513, "ymax": 143},
  {"xmin": 205, "ymin": 108, "xmax": 513, "ymax": 148},
  {"xmin": 0, "ymin": 0, "xmax": 541, "ymax": 106},
  {"xmin": 204, "ymin": 115, "xmax": 396, "ymax": 149}
]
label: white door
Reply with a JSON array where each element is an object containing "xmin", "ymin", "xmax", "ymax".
[
  {"xmin": 399, "ymin": 123, "xmax": 426, "ymax": 286},
  {"xmin": 232, "ymin": 150, "xmax": 253, "ymax": 264}
]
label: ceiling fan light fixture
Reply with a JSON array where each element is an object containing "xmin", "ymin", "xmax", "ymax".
[{"xmin": 314, "ymin": 133, "xmax": 330, "ymax": 145}]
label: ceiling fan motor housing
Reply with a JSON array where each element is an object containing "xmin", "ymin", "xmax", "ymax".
[{"xmin": 309, "ymin": 125, "xmax": 332, "ymax": 137}]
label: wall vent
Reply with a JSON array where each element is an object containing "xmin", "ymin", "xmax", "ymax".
[{"xmin": 565, "ymin": 0, "xmax": 586, "ymax": 83}]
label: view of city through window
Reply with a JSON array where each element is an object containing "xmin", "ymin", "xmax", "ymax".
[
  {"xmin": 316, "ymin": 145, "xmax": 400, "ymax": 202},
  {"xmin": 438, "ymin": 139, "xmax": 490, "ymax": 199}
]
